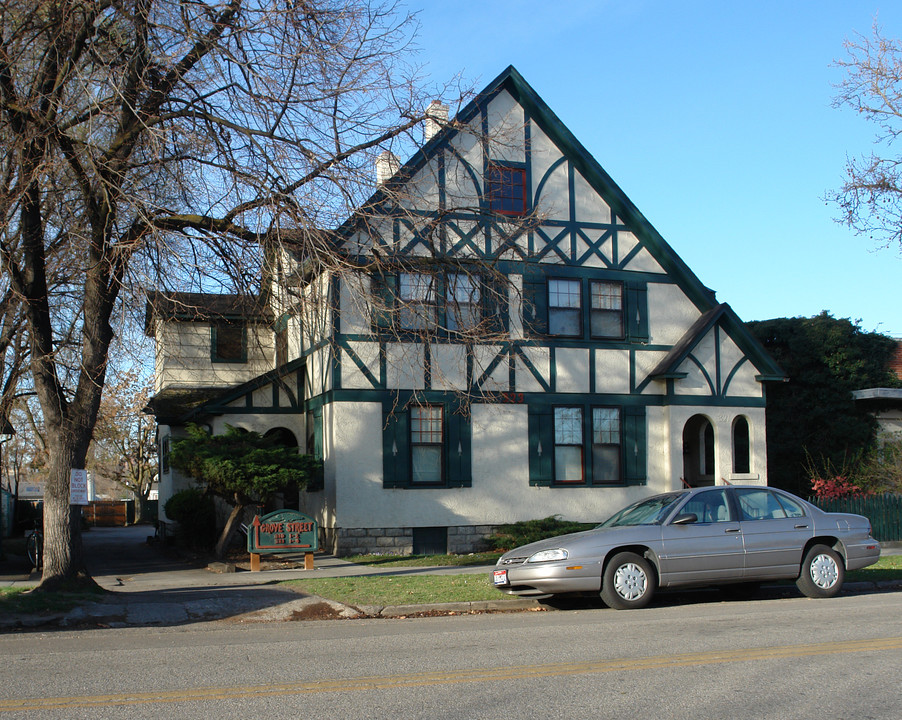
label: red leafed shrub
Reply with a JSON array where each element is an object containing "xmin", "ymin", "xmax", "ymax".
[{"xmin": 810, "ymin": 476, "xmax": 867, "ymax": 500}]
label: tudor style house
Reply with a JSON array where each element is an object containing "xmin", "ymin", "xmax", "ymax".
[{"xmin": 145, "ymin": 66, "xmax": 785, "ymax": 556}]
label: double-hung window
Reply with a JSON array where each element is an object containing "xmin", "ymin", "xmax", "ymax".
[
  {"xmin": 399, "ymin": 272, "xmax": 437, "ymax": 330},
  {"xmin": 592, "ymin": 407, "xmax": 621, "ymax": 484},
  {"xmin": 548, "ymin": 279, "xmax": 581, "ymax": 336},
  {"xmin": 411, "ymin": 405, "xmax": 444, "ymax": 484},
  {"xmin": 486, "ymin": 165, "xmax": 527, "ymax": 216},
  {"xmin": 590, "ymin": 281, "xmax": 624, "ymax": 339},
  {"xmin": 554, "ymin": 407, "xmax": 584, "ymax": 483},
  {"xmin": 446, "ymin": 273, "xmax": 481, "ymax": 332}
]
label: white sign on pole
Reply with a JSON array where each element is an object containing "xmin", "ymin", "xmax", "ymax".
[{"xmin": 70, "ymin": 469, "xmax": 89, "ymax": 506}]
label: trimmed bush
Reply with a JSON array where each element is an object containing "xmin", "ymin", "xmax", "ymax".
[
  {"xmin": 486, "ymin": 516, "xmax": 596, "ymax": 551},
  {"xmin": 163, "ymin": 487, "xmax": 216, "ymax": 550}
]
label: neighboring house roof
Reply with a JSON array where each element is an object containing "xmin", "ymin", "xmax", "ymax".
[
  {"xmin": 853, "ymin": 342, "xmax": 902, "ymax": 409},
  {"xmin": 649, "ymin": 304, "xmax": 786, "ymax": 382},
  {"xmin": 852, "ymin": 388, "xmax": 902, "ymax": 411},
  {"xmin": 144, "ymin": 291, "xmax": 271, "ymax": 335}
]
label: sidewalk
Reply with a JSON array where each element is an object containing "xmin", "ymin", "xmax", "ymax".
[{"xmin": 0, "ymin": 525, "xmax": 526, "ymax": 630}]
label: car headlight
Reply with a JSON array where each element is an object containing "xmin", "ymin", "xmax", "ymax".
[{"xmin": 527, "ymin": 548, "xmax": 569, "ymax": 563}]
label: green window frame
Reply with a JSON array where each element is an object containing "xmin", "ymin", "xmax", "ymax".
[
  {"xmin": 529, "ymin": 403, "xmax": 646, "ymax": 487},
  {"xmin": 590, "ymin": 281, "xmax": 624, "ymax": 339},
  {"xmin": 548, "ymin": 279, "xmax": 582, "ymax": 337},
  {"xmin": 211, "ymin": 322, "xmax": 247, "ymax": 363},
  {"xmin": 523, "ymin": 270, "xmax": 648, "ymax": 343},
  {"xmin": 554, "ymin": 406, "xmax": 585, "ymax": 483},
  {"xmin": 382, "ymin": 400, "xmax": 471, "ymax": 489},
  {"xmin": 592, "ymin": 406, "xmax": 622, "ymax": 485},
  {"xmin": 399, "ymin": 272, "xmax": 438, "ymax": 331},
  {"xmin": 446, "ymin": 273, "xmax": 481, "ymax": 332},
  {"xmin": 372, "ymin": 270, "xmax": 501, "ymax": 336}
]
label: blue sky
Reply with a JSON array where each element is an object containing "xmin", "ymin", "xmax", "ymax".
[{"xmin": 410, "ymin": 1, "xmax": 902, "ymax": 336}]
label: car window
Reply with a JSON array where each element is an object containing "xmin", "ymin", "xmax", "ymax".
[
  {"xmin": 598, "ymin": 493, "xmax": 684, "ymax": 527},
  {"xmin": 679, "ymin": 489, "xmax": 733, "ymax": 523},
  {"xmin": 736, "ymin": 489, "xmax": 794, "ymax": 521},
  {"xmin": 773, "ymin": 492, "xmax": 806, "ymax": 518}
]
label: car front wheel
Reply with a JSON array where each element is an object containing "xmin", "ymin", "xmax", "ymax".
[
  {"xmin": 601, "ymin": 552, "xmax": 656, "ymax": 609},
  {"xmin": 796, "ymin": 544, "xmax": 845, "ymax": 599}
]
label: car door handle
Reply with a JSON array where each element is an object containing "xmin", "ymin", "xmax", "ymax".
[
  {"xmin": 724, "ymin": 528, "xmax": 741, "ymax": 533},
  {"xmin": 794, "ymin": 524, "xmax": 809, "ymax": 529}
]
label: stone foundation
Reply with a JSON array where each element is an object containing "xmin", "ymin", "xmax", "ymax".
[{"xmin": 320, "ymin": 525, "xmax": 496, "ymax": 556}]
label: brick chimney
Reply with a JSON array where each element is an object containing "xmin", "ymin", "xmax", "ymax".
[
  {"xmin": 890, "ymin": 340, "xmax": 902, "ymax": 381},
  {"xmin": 375, "ymin": 150, "xmax": 400, "ymax": 185},
  {"xmin": 424, "ymin": 100, "xmax": 449, "ymax": 143}
]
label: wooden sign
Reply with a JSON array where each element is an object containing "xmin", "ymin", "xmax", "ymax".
[{"xmin": 247, "ymin": 509, "xmax": 318, "ymax": 572}]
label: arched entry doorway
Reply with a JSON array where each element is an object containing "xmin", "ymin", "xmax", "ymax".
[
  {"xmin": 264, "ymin": 427, "xmax": 299, "ymax": 510},
  {"xmin": 682, "ymin": 415, "xmax": 715, "ymax": 487}
]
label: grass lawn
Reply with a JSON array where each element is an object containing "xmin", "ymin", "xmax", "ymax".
[
  {"xmin": 341, "ymin": 552, "xmax": 501, "ymax": 568},
  {"xmin": 0, "ymin": 586, "xmax": 105, "ymax": 615},
  {"xmin": 282, "ymin": 573, "xmax": 510, "ymax": 606},
  {"xmin": 283, "ymin": 554, "xmax": 902, "ymax": 608},
  {"xmin": 846, "ymin": 554, "xmax": 902, "ymax": 582}
]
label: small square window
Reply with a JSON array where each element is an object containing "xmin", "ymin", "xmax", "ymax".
[
  {"xmin": 212, "ymin": 322, "xmax": 246, "ymax": 363},
  {"xmin": 486, "ymin": 165, "xmax": 527, "ymax": 216}
]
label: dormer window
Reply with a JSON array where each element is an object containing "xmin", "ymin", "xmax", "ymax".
[{"xmin": 486, "ymin": 165, "xmax": 527, "ymax": 216}]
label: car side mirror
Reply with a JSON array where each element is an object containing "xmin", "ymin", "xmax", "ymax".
[{"xmin": 671, "ymin": 513, "xmax": 698, "ymax": 525}]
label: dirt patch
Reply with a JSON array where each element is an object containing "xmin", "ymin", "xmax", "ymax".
[{"xmin": 289, "ymin": 602, "xmax": 346, "ymax": 621}]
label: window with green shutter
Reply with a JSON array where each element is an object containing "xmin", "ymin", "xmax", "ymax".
[
  {"xmin": 522, "ymin": 271, "xmax": 647, "ymax": 344},
  {"xmin": 382, "ymin": 401, "xmax": 471, "ymax": 488},
  {"xmin": 528, "ymin": 402, "xmax": 646, "ymax": 487}
]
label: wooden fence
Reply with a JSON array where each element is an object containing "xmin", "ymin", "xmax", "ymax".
[
  {"xmin": 82, "ymin": 501, "xmax": 134, "ymax": 527},
  {"xmin": 809, "ymin": 494, "xmax": 902, "ymax": 542}
]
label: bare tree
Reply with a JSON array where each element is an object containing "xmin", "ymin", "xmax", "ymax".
[
  {"xmin": 89, "ymin": 370, "xmax": 156, "ymax": 515},
  {"xmin": 831, "ymin": 22, "xmax": 902, "ymax": 250},
  {"xmin": 0, "ymin": 0, "xmax": 499, "ymax": 589}
]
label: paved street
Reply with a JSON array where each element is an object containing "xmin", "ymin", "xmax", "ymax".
[{"xmin": 1, "ymin": 587, "xmax": 900, "ymax": 719}]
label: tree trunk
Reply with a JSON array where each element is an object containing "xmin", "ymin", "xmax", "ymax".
[
  {"xmin": 214, "ymin": 499, "xmax": 246, "ymax": 560},
  {"xmin": 38, "ymin": 432, "xmax": 98, "ymax": 591}
]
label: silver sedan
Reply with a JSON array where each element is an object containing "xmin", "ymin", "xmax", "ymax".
[{"xmin": 492, "ymin": 485, "xmax": 880, "ymax": 609}]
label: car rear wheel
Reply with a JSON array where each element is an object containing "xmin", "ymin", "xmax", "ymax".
[
  {"xmin": 796, "ymin": 544, "xmax": 844, "ymax": 598},
  {"xmin": 601, "ymin": 552, "xmax": 656, "ymax": 610}
]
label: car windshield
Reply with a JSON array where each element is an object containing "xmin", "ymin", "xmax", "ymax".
[{"xmin": 597, "ymin": 493, "xmax": 685, "ymax": 528}]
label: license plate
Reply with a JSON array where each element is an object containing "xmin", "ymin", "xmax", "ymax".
[{"xmin": 493, "ymin": 569, "xmax": 508, "ymax": 586}]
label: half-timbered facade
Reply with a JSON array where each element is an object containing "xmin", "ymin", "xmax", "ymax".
[{"xmin": 146, "ymin": 67, "xmax": 785, "ymax": 555}]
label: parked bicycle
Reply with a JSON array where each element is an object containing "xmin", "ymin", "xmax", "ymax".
[{"xmin": 25, "ymin": 522, "xmax": 43, "ymax": 570}]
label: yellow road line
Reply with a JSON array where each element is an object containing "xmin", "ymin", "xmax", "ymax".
[{"xmin": 3, "ymin": 636, "xmax": 901, "ymax": 712}]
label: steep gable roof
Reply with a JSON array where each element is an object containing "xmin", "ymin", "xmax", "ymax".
[{"xmin": 649, "ymin": 304, "xmax": 785, "ymax": 382}]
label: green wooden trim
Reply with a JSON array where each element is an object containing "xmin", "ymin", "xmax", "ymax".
[
  {"xmin": 336, "ymin": 340, "xmax": 382, "ymax": 390},
  {"xmin": 528, "ymin": 404, "xmax": 553, "ymax": 486},
  {"xmin": 623, "ymin": 405, "xmax": 647, "ymax": 485}
]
